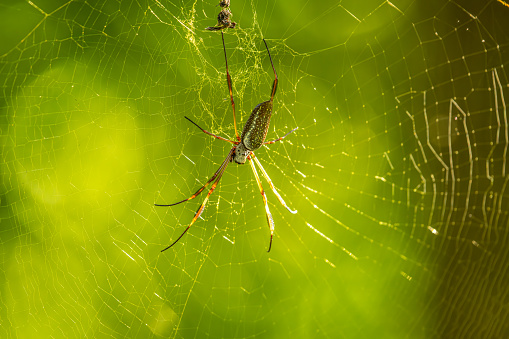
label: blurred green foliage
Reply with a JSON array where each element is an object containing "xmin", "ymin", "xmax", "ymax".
[{"xmin": 1, "ymin": 0, "xmax": 509, "ymax": 338}]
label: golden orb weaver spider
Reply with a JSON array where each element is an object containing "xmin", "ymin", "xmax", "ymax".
[
  {"xmin": 156, "ymin": 32, "xmax": 298, "ymax": 252},
  {"xmin": 205, "ymin": 0, "xmax": 236, "ymax": 31}
]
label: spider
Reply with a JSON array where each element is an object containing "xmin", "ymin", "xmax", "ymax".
[
  {"xmin": 156, "ymin": 32, "xmax": 298, "ymax": 252},
  {"xmin": 218, "ymin": 0, "xmax": 231, "ymax": 8},
  {"xmin": 205, "ymin": 8, "xmax": 236, "ymax": 31}
]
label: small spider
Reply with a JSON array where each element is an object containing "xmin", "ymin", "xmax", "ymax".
[
  {"xmin": 206, "ymin": 8, "xmax": 236, "ymax": 31},
  {"xmin": 156, "ymin": 32, "xmax": 298, "ymax": 252},
  {"xmin": 218, "ymin": 0, "xmax": 230, "ymax": 8}
]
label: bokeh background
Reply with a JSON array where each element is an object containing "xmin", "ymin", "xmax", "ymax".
[{"xmin": 2, "ymin": 0, "xmax": 509, "ymax": 338}]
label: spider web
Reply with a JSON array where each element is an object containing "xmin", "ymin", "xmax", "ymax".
[{"xmin": 1, "ymin": 0, "xmax": 509, "ymax": 337}]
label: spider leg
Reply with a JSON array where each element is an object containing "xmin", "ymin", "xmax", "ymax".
[
  {"xmin": 248, "ymin": 155, "xmax": 275, "ymax": 252},
  {"xmin": 185, "ymin": 116, "xmax": 236, "ymax": 144},
  {"xmin": 263, "ymin": 127, "xmax": 298, "ymax": 145},
  {"xmin": 160, "ymin": 147, "xmax": 235, "ymax": 252},
  {"xmin": 205, "ymin": 26, "xmax": 224, "ymax": 31},
  {"xmin": 263, "ymin": 39, "xmax": 278, "ymax": 102},
  {"xmin": 155, "ymin": 147, "xmax": 234, "ymax": 207},
  {"xmin": 221, "ymin": 32, "xmax": 240, "ymax": 142},
  {"xmin": 251, "ymin": 153, "xmax": 297, "ymax": 214}
]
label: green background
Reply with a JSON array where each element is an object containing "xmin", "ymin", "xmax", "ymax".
[{"xmin": 1, "ymin": 0, "xmax": 509, "ymax": 338}]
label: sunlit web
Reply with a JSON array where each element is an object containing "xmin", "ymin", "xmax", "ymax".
[{"xmin": 1, "ymin": 0, "xmax": 509, "ymax": 338}]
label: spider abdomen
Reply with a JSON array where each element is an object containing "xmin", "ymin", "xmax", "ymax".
[{"xmin": 241, "ymin": 100, "xmax": 273, "ymax": 150}]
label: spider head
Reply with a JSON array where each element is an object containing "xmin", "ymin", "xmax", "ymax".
[{"xmin": 233, "ymin": 143, "xmax": 249, "ymax": 164}]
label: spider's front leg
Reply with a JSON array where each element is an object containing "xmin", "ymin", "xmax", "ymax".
[
  {"xmin": 158, "ymin": 147, "xmax": 235, "ymax": 252},
  {"xmin": 247, "ymin": 154, "xmax": 275, "ymax": 252},
  {"xmin": 250, "ymin": 153, "xmax": 297, "ymax": 214}
]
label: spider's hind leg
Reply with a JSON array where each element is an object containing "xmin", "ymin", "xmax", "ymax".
[{"xmin": 185, "ymin": 116, "xmax": 235, "ymax": 144}]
